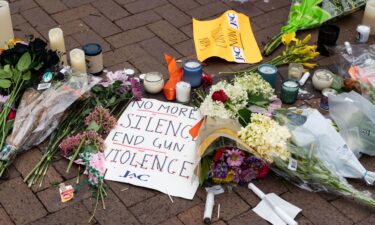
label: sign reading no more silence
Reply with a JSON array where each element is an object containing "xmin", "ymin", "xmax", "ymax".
[{"xmin": 104, "ymin": 98, "xmax": 202, "ymax": 199}]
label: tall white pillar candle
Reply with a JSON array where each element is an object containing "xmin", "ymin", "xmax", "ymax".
[
  {"xmin": 69, "ymin": 49, "xmax": 86, "ymax": 74},
  {"xmin": 0, "ymin": 1, "xmax": 14, "ymax": 48},
  {"xmin": 363, "ymin": 0, "xmax": 375, "ymax": 35},
  {"xmin": 48, "ymin": 28, "xmax": 67, "ymax": 65}
]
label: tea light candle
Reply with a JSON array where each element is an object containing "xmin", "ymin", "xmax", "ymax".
[
  {"xmin": 144, "ymin": 72, "xmax": 164, "ymax": 94},
  {"xmin": 363, "ymin": 0, "xmax": 375, "ymax": 35},
  {"xmin": 0, "ymin": 1, "xmax": 14, "ymax": 48},
  {"xmin": 69, "ymin": 48, "xmax": 86, "ymax": 74},
  {"xmin": 312, "ymin": 69, "xmax": 334, "ymax": 90},
  {"xmin": 183, "ymin": 59, "xmax": 202, "ymax": 88},
  {"xmin": 48, "ymin": 28, "xmax": 67, "ymax": 65},
  {"xmin": 82, "ymin": 43, "xmax": 103, "ymax": 75},
  {"xmin": 258, "ymin": 64, "xmax": 277, "ymax": 88},
  {"xmin": 176, "ymin": 81, "xmax": 191, "ymax": 103},
  {"xmin": 281, "ymin": 80, "xmax": 299, "ymax": 104}
]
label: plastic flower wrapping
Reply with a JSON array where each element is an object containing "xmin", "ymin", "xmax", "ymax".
[
  {"xmin": 200, "ymin": 147, "xmax": 270, "ymax": 185},
  {"xmin": 0, "ymin": 73, "xmax": 101, "ymax": 176}
]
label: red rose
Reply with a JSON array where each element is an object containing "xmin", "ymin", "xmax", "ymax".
[
  {"xmin": 202, "ymin": 74, "xmax": 213, "ymax": 87},
  {"xmin": 212, "ymin": 90, "xmax": 229, "ymax": 103},
  {"xmin": 7, "ymin": 110, "xmax": 16, "ymax": 121},
  {"xmin": 213, "ymin": 148, "xmax": 225, "ymax": 162},
  {"xmin": 257, "ymin": 163, "xmax": 270, "ymax": 179}
]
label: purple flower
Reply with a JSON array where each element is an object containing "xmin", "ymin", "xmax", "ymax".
[
  {"xmin": 0, "ymin": 95, "xmax": 8, "ymax": 104},
  {"xmin": 226, "ymin": 149, "xmax": 244, "ymax": 167},
  {"xmin": 211, "ymin": 162, "xmax": 228, "ymax": 179},
  {"xmin": 84, "ymin": 106, "xmax": 117, "ymax": 134},
  {"xmin": 129, "ymin": 77, "xmax": 142, "ymax": 100},
  {"xmin": 59, "ymin": 133, "xmax": 82, "ymax": 156},
  {"xmin": 100, "ymin": 70, "xmax": 130, "ymax": 87}
]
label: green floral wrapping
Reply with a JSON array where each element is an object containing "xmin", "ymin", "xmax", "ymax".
[{"xmin": 264, "ymin": 0, "xmax": 367, "ymax": 55}]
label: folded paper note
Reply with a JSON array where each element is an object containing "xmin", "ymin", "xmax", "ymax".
[{"xmin": 193, "ymin": 10, "xmax": 262, "ymax": 64}]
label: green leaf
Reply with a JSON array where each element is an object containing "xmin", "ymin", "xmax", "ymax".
[
  {"xmin": 199, "ymin": 156, "xmax": 212, "ymax": 185},
  {"xmin": 22, "ymin": 71, "xmax": 31, "ymax": 80},
  {"xmin": 16, "ymin": 52, "xmax": 32, "ymax": 72},
  {"xmin": 0, "ymin": 79, "xmax": 11, "ymax": 88},
  {"xmin": 4, "ymin": 65, "xmax": 11, "ymax": 74},
  {"xmin": 0, "ymin": 69, "xmax": 11, "ymax": 79},
  {"xmin": 237, "ymin": 108, "xmax": 252, "ymax": 127},
  {"xmin": 248, "ymin": 95, "xmax": 269, "ymax": 107},
  {"xmin": 86, "ymin": 121, "xmax": 100, "ymax": 132}
]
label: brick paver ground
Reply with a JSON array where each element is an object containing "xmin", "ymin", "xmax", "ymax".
[{"xmin": 2, "ymin": 0, "xmax": 375, "ymax": 224}]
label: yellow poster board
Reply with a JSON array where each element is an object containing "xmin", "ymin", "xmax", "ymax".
[{"xmin": 193, "ymin": 10, "xmax": 262, "ymax": 64}]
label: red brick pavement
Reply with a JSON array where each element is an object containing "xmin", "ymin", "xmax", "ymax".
[{"xmin": 2, "ymin": 0, "xmax": 375, "ymax": 224}]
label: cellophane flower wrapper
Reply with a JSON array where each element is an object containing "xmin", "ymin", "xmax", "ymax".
[
  {"xmin": 329, "ymin": 91, "xmax": 375, "ymax": 157},
  {"xmin": 271, "ymin": 142, "xmax": 375, "ymax": 208},
  {"xmin": 0, "ymin": 74, "xmax": 101, "ymax": 168},
  {"xmin": 272, "ymin": 108, "xmax": 375, "ymax": 185}
]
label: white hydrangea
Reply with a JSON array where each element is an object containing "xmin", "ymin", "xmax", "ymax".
[
  {"xmin": 238, "ymin": 113, "xmax": 291, "ymax": 163},
  {"xmin": 234, "ymin": 72, "xmax": 276, "ymax": 100},
  {"xmin": 199, "ymin": 80, "xmax": 248, "ymax": 119}
]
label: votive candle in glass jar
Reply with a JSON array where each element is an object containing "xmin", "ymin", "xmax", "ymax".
[
  {"xmin": 281, "ymin": 80, "xmax": 299, "ymax": 104},
  {"xmin": 176, "ymin": 81, "xmax": 191, "ymax": 103},
  {"xmin": 288, "ymin": 63, "xmax": 304, "ymax": 81},
  {"xmin": 257, "ymin": 64, "xmax": 278, "ymax": 88},
  {"xmin": 82, "ymin": 43, "xmax": 103, "ymax": 75},
  {"xmin": 143, "ymin": 72, "xmax": 164, "ymax": 94},
  {"xmin": 183, "ymin": 59, "xmax": 202, "ymax": 88},
  {"xmin": 312, "ymin": 69, "xmax": 334, "ymax": 90}
]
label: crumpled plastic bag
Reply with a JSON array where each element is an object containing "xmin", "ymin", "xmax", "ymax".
[{"xmin": 329, "ymin": 91, "xmax": 375, "ymax": 157}]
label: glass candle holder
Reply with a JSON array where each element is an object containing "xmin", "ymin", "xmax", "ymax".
[
  {"xmin": 281, "ymin": 80, "xmax": 299, "ymax": 104},
  {"xmin": 288, "ymin": 63, "xmax": 304, "ymax": 81},
  {"xmin": 257, "ymin": 64, "xmax": 278, "ymax": 88},
  {"xmin": 183, "ymin": 59, "xmax": 202, "ymax": 88},
  {"xmin": 143, "ymin": 72, "xmax": 164, "ymax": 94},
  {"xmin": 176, "ymin": 81, "xmax": 191, "ymax": 103},
  {"xmin": 312, "ymin": 69, "xmax": 334, "ymax": 90}
]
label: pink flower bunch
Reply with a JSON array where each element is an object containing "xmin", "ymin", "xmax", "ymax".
[
  {"xmin": 84, "ymin": 106, "xmax": 117, "ymax": 134},
  {"xmin": 59, "ymin": 133, "xmax": 82, "ymax": 156},
  {"xmin": 82, "ymin": 130, "xmax": 105, "ymax": 151}
]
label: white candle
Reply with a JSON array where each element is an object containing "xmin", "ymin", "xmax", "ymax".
[
  {"xmin": 0, "ymin": 1, "xmax": 14, "ymax": 48},
  {"xmin": 69, "ymin": 49, "xmax": 86, "ymax": 74},
  {"xmin": 49, "ymin": 28, "xmax": 67, "ymax": 65},
  {"xmin": 176, "ymin": 81, "xmax": 191, "ymax": 103},
  {"xmin": 357, "ymin": 25, "xmax": 371, "ymax": 43},
  {"xmin": 363, "ymin": 0, "xmax": 375, "ymax": 35},
  {"xmin": 143, "ymin": 72, "xmax": 164, "ymax": 94}
]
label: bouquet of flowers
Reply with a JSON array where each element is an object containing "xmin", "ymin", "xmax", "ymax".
[
  {"xmin": 200, "ymin": 147, "xmax": 270, "ymax": 185},
  {"xmin": 0, "ymin": 37, "xmax": 59, "ymax": 151},
  {"xmin": 263, "ymin": 0, "xmax": 366, "ymax": 55},
  {"xmin": 25, "ymin": 70, "xmax": 142, "ymax": 187},
  {"xmin": 59, "ymin": 106, "xmax": 116, "ymax": 222},
  {"xmin": 238, "ymin": 113, "xmax": 375, "ymax": 208},
  {"xmin": 221, "ymin": 33, "xmax": 319, "ymax": 75},
  {"xmin": 0, "ymin": 73, "xmax": 100, "ymax": 176},
  {"xmin": 198, "ymin": 72, "xmax": 276, "ymax": 126}
]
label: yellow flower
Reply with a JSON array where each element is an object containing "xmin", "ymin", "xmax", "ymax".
[
  {"xmin": 7, "ymin": 38, "xmax": 22, "ymax": 48},
  {"xmin": 282, "ymin": 32, "xmax": 297, "ymax": 46},
  {"xmin": 303, "ymin": 63, "xmax": 317, "ymax": 68},
  {"xmin": 301, "ymin": 34, "xmax": 312, "ymax": 44}
]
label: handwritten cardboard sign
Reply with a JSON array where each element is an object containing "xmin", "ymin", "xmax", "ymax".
[
  {"xmin": 104, "ymin": 98, "xmax": 202, "ymax": 199},
  {"xmin": 193, "ymin": 10, "xmax": 262, "ymax": 64}
]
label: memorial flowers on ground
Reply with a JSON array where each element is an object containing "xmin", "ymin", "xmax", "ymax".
[{"xmin": 25, "ymin": 69, "xmax": 142, "ymax": 187}]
